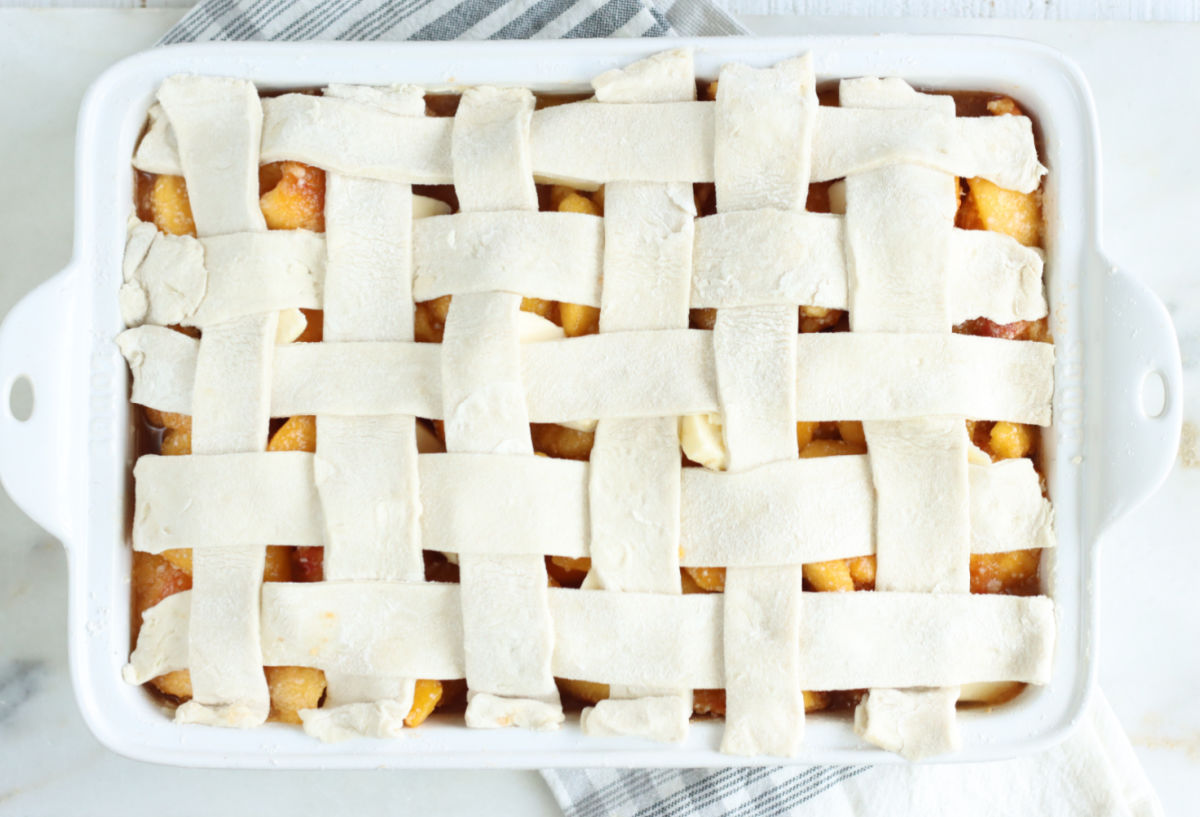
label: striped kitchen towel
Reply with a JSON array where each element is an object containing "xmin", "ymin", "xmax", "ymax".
[
  {"xmin": 543, "ymin": 766, "xmax": 870, "ymax": 817},
  {"xmin": 541, "ymin": 696, "xmax": 1163, "ymax": 817},
  {"xmin": 159, "ymin": 0, "xmax": 746, "ymax": 44}
]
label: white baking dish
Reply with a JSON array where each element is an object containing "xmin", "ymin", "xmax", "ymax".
[{"xmin": 0, "ymin": 35, "xmax": 1182, "ymax": 768}]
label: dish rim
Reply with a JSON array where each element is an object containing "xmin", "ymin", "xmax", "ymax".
[{"xmin": 1, "ymin": 33, "xmax": 1180, "ymax": 768}]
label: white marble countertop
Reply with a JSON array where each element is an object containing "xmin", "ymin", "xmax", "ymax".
[{"xmin": 1, "ymin": 8, "xmax": 1197, "ymax": 816}]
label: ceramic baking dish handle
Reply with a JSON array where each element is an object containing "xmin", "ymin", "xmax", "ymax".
[
  {"xmin": 0, "ymin": 267, "xmax": 78, "ymax": 544},
  {"xmin": 1092, "ymin": 262, "xmax": 1183, "ymax": 537}
]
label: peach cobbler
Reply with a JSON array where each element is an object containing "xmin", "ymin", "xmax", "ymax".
[{"xmin": 120, "ymin": 49, "xmax": 1054, "ymax": 758}]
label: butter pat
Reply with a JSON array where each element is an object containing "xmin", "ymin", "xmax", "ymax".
[{"xmin": 679, "ymin": 413, "xmax": 727, "ymax": 470}]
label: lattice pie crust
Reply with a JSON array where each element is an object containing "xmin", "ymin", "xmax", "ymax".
[{"xmin": 120, "ymin": 49, "xmax": 1055, "ymax": 758}]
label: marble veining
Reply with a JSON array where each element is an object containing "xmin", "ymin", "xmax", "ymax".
[{"xmin": 0, "ymin": 661, "xmax": 46, "ymax": 726}]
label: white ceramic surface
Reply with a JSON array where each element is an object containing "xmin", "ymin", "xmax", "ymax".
[
  {"xmin": 1, "ymin": 8, "xmax": 1197, "ymax": 816},
  {"xmin": 0, "ymin": 32, "xmax": 1180, "ymax": 770}
]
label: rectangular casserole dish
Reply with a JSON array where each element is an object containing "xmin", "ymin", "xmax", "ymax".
[{"xmin": 0, "ymin": 35, "xmax": 1182, "ymax": 768}]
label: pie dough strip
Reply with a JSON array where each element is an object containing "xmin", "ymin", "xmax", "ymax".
[
  {"xmin": 712, "ymin": 306, "xmax": 799, "ymax": 470},
  {"xmin": 119, "ymin": 325, "xmax": 709, "ymax": 420},
  {"xmin": 949, "ymin": 230, "xmax": 1047, "ymax": 325},
  {"xmin": 412, "ymin": 211, "xmax": 603, "ymax": 305},
  {"xmin": 713, "ymin": 59, "xmax": 816, "ymax": 216},
  {"xmin": 132, "ymin": 103, "xmax": 179, "ymax": 174},
  {"xmin": 120, "ymin": 326, "xmax": 1053, "ymax": 425},
  {"xmin": 796, "ymin": 591, "xmax": 1055, "ymax": 690},
  {"xmin": 584, "ymin": 416, "xmax": 684, "ymax": 591},
  {"xmin": 138, "ymin": 93, "xmax": 1042, "ymax": 194},
  {"xmin": 969, "ymin": 457, "xmax": 1055, "ymax": 552},
  {"xmin": 563, "ymin": 590, "xmax": 1058, "ymax": 690},
  {"xmin": 119, "ymin": 325, "xmax": 202, "ymax": 415},
  {"xmin": 422, "ymin": 453, "xmax": 590, "ymax": 560},
  {"xmin": 443, "ymin": 87, "xmax": 561, "ymax": 729},
  {"xmin": 261, "ymin": 94, "xmax": 454, "ymax": 184},
  {"xmin": 155, "ymin": 76, "xmax": 277, "ymax": 729},
  {"xmin": 180, "ymin": 313, "xmax": 278, "ymax": 729},
  {"xmin": 450, "ymin": 88, "xmax": 539, "ymax": 213},
  {"xmin": 304, "ymin": 87, "xmax": 432, "ymax": 741},
  {"xmin": 122, "ymin": 194, "xmax": 448, "ymax": 330},
  {"xmin": 790, "ymin": 332, "xmax": 1054, "ymax": 425},
  {"xmin": 266, "ymin": 582, "xmax": 466, "ymax": 679},
  {"xmin": 529, "ymin": 101, "xmax": 1041, "ymax": 190},
  {"xmin": 132, "ymin": 451, "xmax": 1052, "ymax": 560},
  {"xmin": 183, "ymin": 325, "xmax": 277, "ymax": 458},
  {"xmin": 119, "ymin": 222, "xmax": 205, "ymax": 328},
  {"xmin": 155, "ymin": 76, "xmax": 266, "ymax": 235},
  {"xmin": 579, "ymin": 48, "xmax": 695, "ymax": 743},
  {"xmin": 853, "ymin": 688, "xmax": 962, "ymax": 760},
  {"xmin": 867, "ymin": 419, "xmax": 972, "ymax": 596},
  {"xmin": 711, "ymin": 56, "xmax": 814, "ymax": 759},
  {"xmin": 530, "ymin": 331, "xmax": 1054, "ymax": 423},
  {"xmin": 845, "ymin": 168, "xmax": 957, "ymax": 313},
  {"xmin": 127, "ymin": 584, "xmax": 466, "ymax": 685},
  {"xmin": 315, "ymin": 88, "xmax": 430, "ymax": 574},
  {"xmin": 522, "ymin": 330, "xmax": 717, "ymax": 422},
  {"xmin": 318, "ymin": 175, "xmax": 426, "ymax": 582},
  {"xmin": 128, "ymin": 588, "xmax": 1055, "ymax": 692},
  {"xmin": 813, "ymin": 106, "xmax": 1045, "ymax": 193},
  {"xmin": 841, "ymin": 77, "xmax": 973, "ymax": 759},
  {"xmin": 530, "ymin": 101, "xmax": 715, "ymax": 187},
  {"xmin": 121, "ymin": 227, "xmax": 326, "ymax": 328},
  {"xmin": 691, "ymin": 211, "xmax": 1047, "ymax": 323},
  {"xmin": 681, "ymin": 455, "xmax": 1052, "ymax": 563},
  {"xmin": 274, "ymin": 341, "xmax": 443, "ymax": 418},
  {"xmin": 443, "ymin": 292, "xmax": 562, "ymax": 712},
  {"xmin": 119, "ymin": 208, "xmax": 1046, "ymax": 331},
  {"xmin": 134, "ymin": 451, "xmax": 321, "ymax": 551}
]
